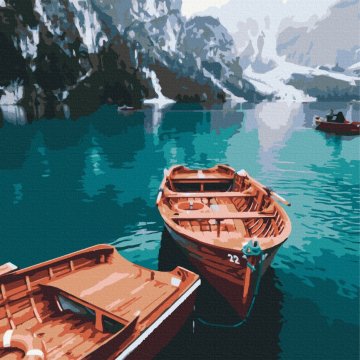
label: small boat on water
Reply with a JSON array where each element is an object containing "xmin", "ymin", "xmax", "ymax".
[
  {"xmin": 156, "ymin": 165, "xmax": 291, "ymax": 319},
  {"xmin": 117, "ymin": 105, "xmax": 135, "ymax": 112},
  {"xmin": 0, "ymin": 245, "xmax": 200, "ymax": 359},
  {"xmin": 314, "ymin": 116, "xmax": 360, "ymax": 135}
]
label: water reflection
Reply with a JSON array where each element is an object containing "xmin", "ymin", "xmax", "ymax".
[
  {"xmin": 0, "ymin": 105, "xmax": 28, "ymax": 125},
  {"xmin": 157, "ymin": 228, "xmax": 284, "ymax": 360},
  {"xmin": 255, "ymin": 102, "xmax": 304, "ymax": 173},
  {"xmin": 0, "ymin": 101, "xmax": 358, "ymax": 359},
  {"xmin": 302, "ymin": 101, "xmax": 358, "ymax": 128}
]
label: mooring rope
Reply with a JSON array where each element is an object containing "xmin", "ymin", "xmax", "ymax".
[{"xmin": 196, "ymin": 252, "xmax": 264, "ymax": 329}]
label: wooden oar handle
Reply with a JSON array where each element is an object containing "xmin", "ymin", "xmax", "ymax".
[
  {"xmin": 270, "ymin": 191, "xmax": 291, "ymax": 207},
  {"xmin": 156, "ymin": 189, "xmax": 163, "ymax": 205},
  {"xmin": 156, "ymin": 168, "xmax": 170, "ymax": 205}
]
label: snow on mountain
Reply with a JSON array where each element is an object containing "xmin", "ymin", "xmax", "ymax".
[
  {"xmin": 277, "ymin": 0, "xmax": 360, "ymax": 70},
  {"xmin": 95, "ymin": 0, "xmax": 260, "ymax": 102},
  {"xmin": 182, "ymin": 16, "xmax": 258, "ymax": 100},
  {"xmin": 0, "ymin": 0, "xmax": 154, "ymax": 117},
  {"xmin": 196, "ymin": 0, "xmax": 359, "ymax": 101},
  {"xmin": 95, "ymin": 0, "xmax": 182, "ymax": 33},
  {"xmin": 33, "ymin": 0, "xmax": 107, "ymax": 55},
  {"xmin": 2, "ymin": 0, "xmax": 356, "ymax": 113},
  {"xmin": 2, "ymin": 0, "xmax": 265, "ymax": 113}
]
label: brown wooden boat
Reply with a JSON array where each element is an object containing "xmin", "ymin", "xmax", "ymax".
[
  {"xmin": 156, "ymin": 165, "xmax": 291, "ymax": 319},
  {"xmin": 0, "ymin": 245, "xmax": 200, "ymax": 360}
]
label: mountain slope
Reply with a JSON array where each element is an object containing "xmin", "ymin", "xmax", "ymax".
[
  {"xmin": 277, "ymin": 0, "xmax": 360, "ymax": 70},
  {"xmin": 196, "ymin": 0, "xmax": 360, "ymax": 101},
  {"xmin": 1, "ymin": 0, "xmax": 262, "ymax": 117}
]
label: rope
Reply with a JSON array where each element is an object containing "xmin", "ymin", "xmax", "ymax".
[{"xmin": 196, "ymin": 255, "xmax": 264, "ymax": 329}]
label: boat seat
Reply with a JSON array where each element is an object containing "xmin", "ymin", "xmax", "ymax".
[
  {"xmin": 44, "ymin": 263, "xmax": 179, "ymax": 323},
  {"xmin": 171, "ymin": 172, "xmax": 233, "ymax": 181},
  {"xmin": 165, "ymin": 191, "xmax": 255, "ymax": 198},
  {"xmin": 172, "ymin": 211, "xmax": 275, "ymax": 221}
]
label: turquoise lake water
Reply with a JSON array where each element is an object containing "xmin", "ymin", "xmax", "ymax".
[{"xmin": 0, "ymin": 101, "xmax": 359, "ymax": 359}]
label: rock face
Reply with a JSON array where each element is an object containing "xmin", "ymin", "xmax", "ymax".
[
  {"xmin": 183, "ymin": 16, "xmax": 258, "ymax": 99},
  {"xmin": 196, "ymin": 0, "xmax": 359, "ymax": 101},
  {"xmin": 0, "ymin": 0, "xmax": 153, "ymax": 118},
  {"xmin": 96, "ymin": 0, "xmax": 260, "ymax": 101},
  {"xmin": 0, "ymin": 0, "xmax": 260, "ymax": 117},
  {"xmin": 277, "ymin": 0, "xmax": 360, "ymax": 71},
  {"xmin": 286, "ymin": 74, "xmax": 360, "ymax": 101}
]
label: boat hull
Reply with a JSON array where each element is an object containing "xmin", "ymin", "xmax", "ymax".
[
  {"xmin": 315, "ymin": 119, "xmax": 360, "ymax": 135},
  {"xmin": 165, "ymin": 224, "xmax": 281, "ymax": 319},
  {"xmin": 97, "ymin": 280, "xmax": 199, "ymax": 360},
  {"xmin": 0, "ymin": 245, "xmax": 200, "ymax": 360}
]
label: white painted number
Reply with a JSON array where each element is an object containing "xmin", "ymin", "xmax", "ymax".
[{"xmin": 227, "ymin": 254, "xmax": 240, "ymax": 264}]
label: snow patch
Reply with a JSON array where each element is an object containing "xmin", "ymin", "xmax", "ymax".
[
  {"xmin": 71, "ymin": 0, "xmax": 107, "ymax": 53},
  {"xmin": 348, "ymin": 62, "xmax": 360, "ymax": 71},
  {"xmin": 0, "ymin": 82, "xmax": 24, "ymax": 105},
  {"xmin": 0, "ymin": 105, "xmax": 28, "ymax": 125},
  {"xmin": 244, "ymin": 55, "xmax": 359, "ymax": 102},
  {"xmin": 203, "ymin": 69, "xmax": 246, "ymax": 103},
  {"xmin": 244, "ymin": 63, "xmax": 315, "ymax": 102},
  {"xmin": 19, "ymin": 26, "xmax": 40, "ymax": 60},
  {"xmin": 142, "ymin": 68, "xmax": 175, "ymax": 108}
]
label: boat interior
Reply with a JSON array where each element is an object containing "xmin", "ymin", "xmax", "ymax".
[
  {"xmin": 160, "ymin": 165, "xmax": 288, "ymax": 250},
  {"xmin": 0, "ymin": 246, "xmax": 190, "ymax": 359}
]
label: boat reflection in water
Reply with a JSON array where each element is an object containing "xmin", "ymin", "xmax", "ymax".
[
  {"xmin": 0, "ymin": 105, "xmax": 28, "ymax": 126},
  {"xmin": 157, "ymin": 228, "xmax": 284, "ymax": 359},
  {"xmin": 156, "ymin": 165, "xmax": 291, "ymax": 320}
]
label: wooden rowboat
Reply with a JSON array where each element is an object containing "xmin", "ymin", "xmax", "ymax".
[
  {"xmin": 0, "ymin": 245, "xmax": 200, "ymax": 359},
  {"xmin": 314, "ymin": 116, "xmax": 360, "ymax": 135},
  {"xmin": 156, "ymin": 165, "xmax": 291, "ymax": 319}
]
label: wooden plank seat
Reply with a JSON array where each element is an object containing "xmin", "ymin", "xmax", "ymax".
[
  {"xmin": 45, "ymin": 263, "xmax": 180, "ymax": 323},
  {"xmin": 171, "ymin": 178, "xmax": 233, "ymax": 183},
  {"xmin": 172, "ymin": 212, "xmax": 275, "ymax": 221},
  {"xmin": 165, "ymin": 191, "xmax": 255, "ymax": 198},
  {"xmin": 171, "ymin": 174, "xmax": 233, "ymax": 181}
]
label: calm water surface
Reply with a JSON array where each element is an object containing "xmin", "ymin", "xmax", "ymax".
[{"xmin": 0, "ymin": 101, "xmax": 359, "ymax": 359}]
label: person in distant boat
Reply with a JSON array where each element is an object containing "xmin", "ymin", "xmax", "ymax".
[
  {"xmin": 326, "ymin": 109, "xmax": 335, "ymax": 122},
  {"xmin": 335, "ymin": 111, "xmax": 346, "ymax": 123}
]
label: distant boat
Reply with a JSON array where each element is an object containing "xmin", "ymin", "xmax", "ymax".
[
  {"xmin": 0, "ymin": 245, "xmax": 200, "ymax": 359},
  {"xmin": 117, "ymin": 105, "xmax": 135, "ymax": 112},
  {"xmin": 314, "ymin": 116, "xmax": 360, "ymax": 135},
  {"xmin": 157, "ymin": 165, "xmax": 291, "ymax": 319}
]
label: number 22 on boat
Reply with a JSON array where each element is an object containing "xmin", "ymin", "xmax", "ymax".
[{"xmin": 227, "ymin": 254, "xmax": 240, "ymax": 264}]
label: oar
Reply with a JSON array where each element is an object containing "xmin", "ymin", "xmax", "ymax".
[
  {"xmin": 156, "ymin": 168, "xmax": 169, "ymax": 205},
  {"xmin": 237, "ymin": 169, "xmax": 291, "ymax": 206},
  {"xmin": 268, "ymin": 190, "xmax": 291, "ymax": 207},
  {"xmin": 0, "ymin": 262, "xmax": 18, "ymax": 276}
]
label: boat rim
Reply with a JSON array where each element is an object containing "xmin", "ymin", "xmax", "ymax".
[{"xmin": 158, "ymin": 164, "xmax": 292, "ymax": 253}]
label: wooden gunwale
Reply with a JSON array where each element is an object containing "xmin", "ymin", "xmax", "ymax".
[
  {"xmin": 0, "ymin": 245, "xmax": 200, "ymax": 360},
  {"xmin": 158, "ymin": 165, "xmax": 291, "ymax": 253}
]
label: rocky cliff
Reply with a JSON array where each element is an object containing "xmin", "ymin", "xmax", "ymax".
[{"xmin": 0, "ymin": 0, "xmax": 260, "ymax": 119}]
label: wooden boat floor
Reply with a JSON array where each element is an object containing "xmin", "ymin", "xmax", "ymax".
[
  {"xmin": 0, "ymin": 313, "xmax": 110, "ymax": 360},
  {"xmin": 172, "ymin": 212, "xmax": 274, "ymax": 220},
  {"xmin": 174, "ymin": 199, "xmax": 258, "ymax": 249},
  {"xmin": 47, "ymin": 263, "xmax": 180, "ymax": 323},
  {"xmin": 172, "ymin": 197, "xmax": 274, "ymax": 250}
]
